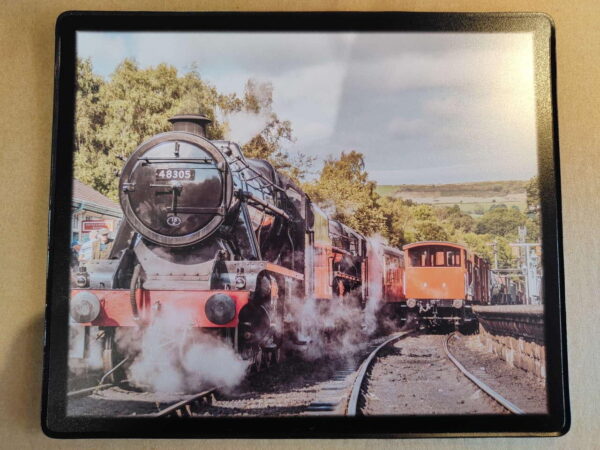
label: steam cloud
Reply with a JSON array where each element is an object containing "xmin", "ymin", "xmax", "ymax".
[
  {"xmin": 68, "ymin": 325, "xmax": 104, "ymax": 375},
  {"xmin": 116, "ymin": 305, "xmax": 249, "ymax": 394},
  {"xmin": 283, "ymin": 238, "xmax": 396, "ymax": 361},
  {"xmin": 362, "ymin": 234, "xmax": 391, "ymax": 335},
  {"xmin": 288, "ymin": 294, "xmax": 367, "ymax": 361},
  {"xmin": 222, "ymin": 110, "xmax": 271, "ymax": 145}
]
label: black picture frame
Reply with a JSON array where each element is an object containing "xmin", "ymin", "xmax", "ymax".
[{"xmin": 43, "ymin": 10, "xmax": 569, "ymax": 438}]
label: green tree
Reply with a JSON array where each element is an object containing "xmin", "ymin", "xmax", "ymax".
[
  {"xmin": 525, "ymin": 175, "xmax": 540, "ymax": 213},
  {"xmin": 74, "ymin": 62, "xmax": 301, "ymax": 199},
  {"xmin": 378, "ymin": 197, "xmax": 413, "ymax": 247},
  {"xmin": 525, "ymin": 175, "xmax": 541, "ymax": 241},
  {"xmin": 75, "ymin": 59, "xmax": 236, "ymax": 199},
  {"xmin": 456, "ymin": 232, "xmax": 515, "ymax": 269},
  {"xmin": 434, "ymin": 204, "xmax": 475, "ymax": 233},
  {"xmin": 412, "ymin": 204, "xmax": 434, "ymax": 221},
  {"xmin": 303, "ymin": 151, "xmax": 385, "ymax": 236},
  {"xmin": 413, "ymin": 220, "xmax": 449, "ymax": 242},
  {"xmin": 475, "ymin": 206, "xmax": 527, "ymax": 238}
]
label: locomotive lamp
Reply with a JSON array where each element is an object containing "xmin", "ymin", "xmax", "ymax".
[
  {"xmin": 234, "ymin": 267, "xmax": 246, "ymax": 289},
  {"xmin": 70, "ymin": 291, "xmax": 101, "ymax": 323},
  {"xmin": 75, "ymin": 266, "xmax": 89, "ymax": 288},
  {"xmin": 406, "ymin": 298, "xmax": 417, "ymax": 308},
  {"xmin": 452, "ymin": 299, "xmax": 464, "ymax": 309},
  {"xmin": 75, "ymin": 274, "xmax": 89, "ymax": 288},
  {"xmin": 235, "ymin": 275, "xmax": 246, "ymax": 289}
]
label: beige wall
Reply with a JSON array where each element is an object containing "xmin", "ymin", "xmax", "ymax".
[{"xmin": 1, "ymin": 1, "xmax": 598, "ymax": 448}]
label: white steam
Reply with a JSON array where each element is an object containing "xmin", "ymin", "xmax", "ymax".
[
  {"xmin": 116, "ymin": 305, "xmax": 248, "ymax": 394},
  {"xmin": 362, "ymin": 234, "xmax": 388, "ymax": 335},
  {"xmin": 222, "ymin": 110, "xmax": 271, "ymax": 145},
  {"xmin": 220, "ymin": 78, "xmax": 274, "ymax": 145},
  {"xmin": 68, "ymin": 325, "xmax": 104, "ymax": 375}
]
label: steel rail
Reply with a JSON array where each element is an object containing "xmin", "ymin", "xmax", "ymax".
[
  {"xmin": 66, "ymin": 383, "xmax": 114, "ymax": 398},
  {"xmin": 443, "ymin": 332, "xmax": 525, "ymax": 415},
  {"xmin": 346, "ymin": 330, "xmax": 414, "ymax": 416},
  {"xmin": 152, "ymin": 388, "xmax": 219, "ymax": 418}
]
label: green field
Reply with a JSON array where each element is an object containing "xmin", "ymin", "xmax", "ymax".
[{"xmin": 376, "ymin": 180, "xmax": 529, "ymax": 216}]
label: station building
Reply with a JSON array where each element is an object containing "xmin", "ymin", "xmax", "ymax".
[{"xmin": 71, "ymin": 179, "xmax": 123, "ymax": 246}]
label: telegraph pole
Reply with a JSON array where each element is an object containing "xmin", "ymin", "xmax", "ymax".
[
  {"xmin": 510, "ymin": 241, "xmax": 541, "ymax": 305},
  {"xmin": 487, "ymin": 240, "xmax": 499, "ymax": 270}
]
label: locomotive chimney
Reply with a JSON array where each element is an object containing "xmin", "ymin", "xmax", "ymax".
[{"xmin": 168, "ymin": 114, "xmax": 212, "ymax": 137}]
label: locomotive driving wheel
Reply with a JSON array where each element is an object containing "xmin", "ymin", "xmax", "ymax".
[
  {"xmin": 241, "ymin": 342, "xmax": 263, "ymax": 373},
  {"xmin": 263, "ymin": 345, "xmax": 282, "ymax": 368},
  {"xmin": 238, "ymin": 274, "xmax": 283, "ymax": 371}
]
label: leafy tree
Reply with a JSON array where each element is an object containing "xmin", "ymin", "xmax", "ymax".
[
  {"xmin": 456, "ymin": 232, "xmax": 515, "ymax": 268},
  {"xmin": 525, "ymin": 175, "xmax": 541, "ymax": 241},
  {"xmin": 525, "ymin": 175, "xmax": 540, "ymax": 213},
  {"xmin": 75, "ymin": 59, "xmax": 238, "ymax": 199},
  {"xmin": 434, "ymin": 204, "xmax": 475, "ymax": 233},
  {"xmin": 74, "ymin": 62, "xmax": 303, "ymax": 199},
  {"xmin": 475, "ymin": 206, "xmax": 527, "ymax": 238},
  {"xmin": 412, "ymin": 204, "xmax": 434, "ymax": 221},
  {"xmin": 378, "ymin": 197, "xmax": 413, "ymax": 247},
  {"xmin": 303, "ymin": 151, "xmax": 385, "ymax": 236},
  {"xmin": 413, "ymin": 220, "xmax": 449, "ymax": 242},
  {"xmin": 75, "ymin": 59, "xmax": 107, "ymax": 159}
]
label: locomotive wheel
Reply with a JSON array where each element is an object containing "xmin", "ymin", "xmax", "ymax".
[
  {"xmin": 403, "ymin": 311, "xmax": 419, "ymax": 330},
  {"xmin": 263, "ymin": 346, "xmax": 282, "ymax": 368},
  {"xmin": 247, "ymin": 344, "xmax": 263, "ymax": 373}
]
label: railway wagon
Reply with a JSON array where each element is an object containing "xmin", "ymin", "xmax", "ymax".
[
  {"xmin": 402, "ymin": 241, "xmax": 490, "ymax": 328},
  {"xmin": 367, "ymin": 242, "xmax": 406, "ymax": 326}
]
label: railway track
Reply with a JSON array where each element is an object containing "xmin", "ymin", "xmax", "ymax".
[
  {"xmin": 68, "ymin": 330, "xmax": 527, "ymax": 418},
  {"xmin": 350, "ymin": 330, "xmax": 527, "ymax": 416},
  {"xmin": 306, "ymin": 329, "xmax": 416, "ymax": 416},
  {"xmin": 152, "ymin": 388, "xmax": 219, "ymax": 418},
  {"xmin": 443, "ymin": 332, "xmax": 525, "ymax": 415},
  {"xmin": 141, "ymin": 331, "xmax": 419, "ymax": 418}
]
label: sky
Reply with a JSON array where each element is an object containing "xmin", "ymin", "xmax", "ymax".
[{"xmin": 77, "ymin": 31, "xmax": 538, "ymax": 185}]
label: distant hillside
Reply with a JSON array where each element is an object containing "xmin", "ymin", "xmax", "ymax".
[{"xmin": 376, "ymin": 180, "xmax": 528, "ymax": 216}]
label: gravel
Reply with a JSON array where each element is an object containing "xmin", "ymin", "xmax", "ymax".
[
  {"xmin": 362, "ymin": 333, "xmax": 508, "ymax": 415},
  {"xmin": 68, "ymin": 332, "xmax": 546, "ymax": 418},
  {"xmin": 67, "ymin": 352, "xmax": 359, "ymax": 417},
  {"xmin": 447, "ymin": 333, "xmax": 547, "ymax": 414},
  {"xmin": 204, "ymin": 353, "xmax": 358, "ymax": 416}
]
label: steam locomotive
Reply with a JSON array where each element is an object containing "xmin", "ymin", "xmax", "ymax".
[{"xmin": 69, "ymin": 114, "xmax": 406, "ymax": 373}]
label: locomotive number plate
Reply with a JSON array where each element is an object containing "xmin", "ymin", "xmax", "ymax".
[{"xmin": 155, "ymin": 169, "xmax": 195, "ymax": 181}]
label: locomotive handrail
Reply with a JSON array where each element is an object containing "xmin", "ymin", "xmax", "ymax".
[
  {"xmin": 137, "ymin": 157, "xmax": 215, "ymax": 164},
  {"xmin": 165, "ymin": 206, "xmax": 226, "ymax": 215},
  {"xmin": 229, "ymin": 155, "xmax": 286, "ymax": 192},
  {"xmin": 237, "ymin": 190, "xmax": 291, "ymax": 221}
]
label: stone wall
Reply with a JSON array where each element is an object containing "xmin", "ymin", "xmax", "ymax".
[
  {"xmin": 478, "ymin": 324, "xmax": 546, "ymax": 378},
  {"xmin": 473, "ymin": 305, "xmax": 545, "ymax": 379}
]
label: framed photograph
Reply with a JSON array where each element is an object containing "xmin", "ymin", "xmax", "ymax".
[{"xmin": 43, "ymin": 11, "xmax": 569, "ymax": 438}]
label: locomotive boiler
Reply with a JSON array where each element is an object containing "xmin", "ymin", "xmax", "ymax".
[{"xmin": 69, "ymin": 113, "xmax": 382, "ymax": 373}]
